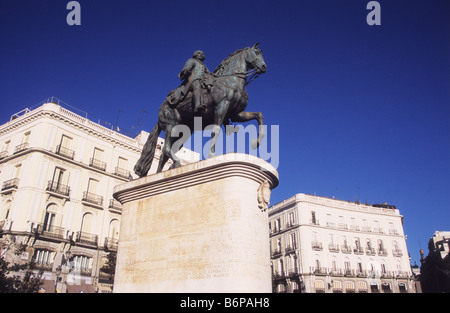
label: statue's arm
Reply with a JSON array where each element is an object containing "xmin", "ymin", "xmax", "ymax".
[{"xmin": 178, "ymin": 59, "xmax": 195, "ymax": 80}]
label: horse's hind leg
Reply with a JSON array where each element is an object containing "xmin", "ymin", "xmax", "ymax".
[
  {"xmin": 161, "ymin": 125, "xmax": 190, "ymax": 170},
  {"xmin": 156, "ymin": 148, "xmax": 169, "ymax": 172}
]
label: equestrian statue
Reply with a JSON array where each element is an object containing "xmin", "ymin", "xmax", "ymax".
[{"xmin": 134, "ymin": 43, "xmax": 267, "ymax": 177}]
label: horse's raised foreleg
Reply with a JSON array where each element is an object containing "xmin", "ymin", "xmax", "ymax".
[{"xmin": 230, "ymin": 111, "xmax": 265, "ymax": 149}]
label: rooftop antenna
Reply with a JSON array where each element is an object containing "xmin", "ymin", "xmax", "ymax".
[
  {"xmin": 114, "ymin": 110, "xmax": 123, "ymax": 132},
  {"xmin": 137, "ymin": 110, "xmax": 147, "ymax": 132}
]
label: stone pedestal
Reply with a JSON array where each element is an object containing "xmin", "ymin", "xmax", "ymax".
[{"xmin": 112, "ymin": 153, "xmax": 279, "ymax": 293}]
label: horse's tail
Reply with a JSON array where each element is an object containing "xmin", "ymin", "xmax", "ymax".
[{"xmin": 134, "ymin": 122, "xmax": 161, "ymax": 177}]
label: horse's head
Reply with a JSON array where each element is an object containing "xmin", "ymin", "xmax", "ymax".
[{"xmin": 246, "ymin": 42, "xmax": 267, "ymax": 74}]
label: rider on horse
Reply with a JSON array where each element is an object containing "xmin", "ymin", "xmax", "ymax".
[{"xmin": 178, "ymin": 50, "xmax": 214, "ymax": 114}]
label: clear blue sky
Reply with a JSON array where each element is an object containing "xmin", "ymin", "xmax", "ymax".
[{"xmin": 1, "ymin": 0, "xmax": 449, "ymax": 265}]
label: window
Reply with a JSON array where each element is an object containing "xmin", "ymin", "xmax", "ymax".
[
  {"xmin": 288, "ymin": 212, "xmax": 295, "ymax": 226},
  {"xmin": 72, "ymin": 255, "xmax": 91, "ymax": 271},
  {"xmin": 344, "ymin": 259, "xmax": 351, "ymax": 271},
  {"xmin": 33, "ymin": 249, "xmax": 52, "ymax": 265},
  {"xmin": 43, "ymin": 211, "xmax": 55, "ymax": 232},
  {"xmin": 57, "ymin": 135, "xmax": 74, "ymax": 159},
  {"xmin": 108, "ymin": 219, "xmax": 120, "ymax": 240},
  {"xmin": 115, "ymin": 157, "xmax": 130, "ymax": 178},
  {"xmin": 87, "ymin": 178, "xmax": 99, "ymax": 194},
  {"xmin": 289, "ymin": 232, "xmax": 297, "ymax": 249},
  {"xmin": 311, "ymin": 211, "xmax": 317, "ymax": 225},
  {"xmin": 381, "ymin": 263, "xmax": 387, "ymax": 274},
  {"xmin": 357, "ymin": 261, "xmax": 363, "ymax": 273},
  {"xmin": 331, "ymin": 259, "xmax": 337, "ymax": 270},
  {"xmin": 90, "ymin": 148, "xmax": 106, "ymax": 171},
  {"xmin": 81, "ymin": 213, "xmax": 94, "ymax": 234}
]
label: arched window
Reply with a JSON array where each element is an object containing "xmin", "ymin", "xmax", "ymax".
[
  {"xmin": 108, "ymin": 219, "xmax": 120, "ymax": 240},
  {"xmin": 43, "ymin": 204, "xmax": 58, "ymax": 231},
  {"xmin": 81, "ymin": 212, "xmax": 94, "ymax": 233}
]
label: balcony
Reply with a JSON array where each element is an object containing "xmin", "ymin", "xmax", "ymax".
[
  {"xmin": 373, "ymin": 227, "xmax": 384, "ymax": 234},
  {"xmin": 366, "ymin": 248, "xmax": 376, "ymax": 256},
  {"xmin": 311, "ymin": 267, "xmax": 328, "ymax": 276},
  {"xmin": 285, "ymin": 245, "xmax": 296, "ymax": 254},
  {"xmin": 55, "ymin": 145, "xmax": 75, "ymax": 160},
  {"xmin": 108, "ymin": 199, "xmax": 122, "ymax": 213},
  {"xmin": 378, "ymin": 248, "xmax": 388, "ymax": 256},
  {"xmin": 271, "ymin": 249, "xmax": 282, "ymax": 258},
  {"xmin": 344, "ymin": 269, "xmax": 356, "ymax": 277},
  {"xmin": 0, "ymin": 150, "xmax": 8, "ymax": 159},
  {"xmin": 341, "ymin": 245, "xmax": 352, "ymax": 254},
  {"xmin": 272, "ymin": 271, "xmax": 286, "ymax": 281},
  {"xmin": 353, "ymin": 247, "xmax": 364, "ymax": 255},
  {"xmin": 356, "ymin": 270, "xmax": 368, "ymax": 277},
  {"xmin": 33, "ymin": 223, "xmax": 67, "ymax": 240},
  {"xmin": 104, "ymin": 237, "xmax": 119, "ymax": 251},
  {"xmin": 114, "ymin": 167, "xmax": 130, "ymax": 179},
  {"xmin": 328, "ymin": 243, "xmax": 340, "ymax": 252},
  {"xmin": 311, "ymin": 241, "xmax": 323, "ymax": 251},
  {"xmin": 361, "ymin": 226, "xmax": 372, "ymax": 233},
  {"xmin": 82, "ymin": 191, "xmax": 103, "ymax": 207},
  {"xmin": 75, "ymin": 231, "xmax": 98, "ymax": 246},
  {"xmin": 392, "ymin": 249, "xmax": 403, "ymax": 257},
  {"xmin": 89, "ymin": 158, "xmax": 107, "ymax": 171},
  {"xmin": 330, "ymin": 268, "xmax": 344, "ymax": 276},
  {"xmin": 46, "ymin": 180, "xmax": 70, "ymax": 197},
  {"xmin": 1, "ymin": 178, "xmax": 19, "ymax": 192},
  {"xmin": 13, "ymin": 142, "xmax": 29, "ymax": 154},
  {"xmin": 349, "ymin": 225, "xmax": 360, "ymax": 232}
]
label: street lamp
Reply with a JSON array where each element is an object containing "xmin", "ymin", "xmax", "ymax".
[{"xmin": 55, "ymin": 266, "xmax": 62, "ymax": 293}]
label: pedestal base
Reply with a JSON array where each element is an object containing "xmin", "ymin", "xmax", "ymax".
[{"xmin": 113, "ymin": 153, "xmax": 279, "ymax": 293}]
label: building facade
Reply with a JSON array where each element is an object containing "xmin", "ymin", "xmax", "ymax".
[
  {"xmin": 0, "ymin": 99, "xmax": 198, "ymax": 292},
  {"xmin": 269, "ymin": 193, "xmax": 416, "ymax": 293}
]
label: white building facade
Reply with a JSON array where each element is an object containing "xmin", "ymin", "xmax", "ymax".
[
  {"xmin": 269, "ymin": 193, "xmax": 416, "ymax": 293},
  {"xmin": 0, "ymin": 99, "xmax": 198, "ymax": 292}
]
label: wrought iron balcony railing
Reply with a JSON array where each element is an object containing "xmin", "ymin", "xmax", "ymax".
[
  {"xmin": 55, "ymin": 145, "xmax": 75, "ymax": 160},
  {"xmin": 114, "ymin": 167, "xmax": 130, "ymax": 179},
  {"xmin": 1, "ymin": 178, "xmax": 19, "ymax": 191},
  {"xmin": 46, "ymin": 180, "xmax": 70, "ymax": 197},
  {"xmin": 82, "ymin": 191, "xmax": 103, "ymax": 206},
  {"xmin": 75, "ymin": 231, "xmax": 98, "ymax": 246},
  {"xmin": 89, "ymin": 158, "xmax": 107, "ymax": 171}
]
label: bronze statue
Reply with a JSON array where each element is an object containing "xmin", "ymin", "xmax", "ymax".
[
  {"xmin": 178, "ymin": 50, "xmax": 213, "ymax": 114},
  {"xmin": 134, "ymin": 43, "xmax": 267, "ymax": 177}
]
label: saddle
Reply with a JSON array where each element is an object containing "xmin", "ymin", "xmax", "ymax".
[{"xmin": 166, "ymin": 78, "xmax": 214, "ymax": 109}]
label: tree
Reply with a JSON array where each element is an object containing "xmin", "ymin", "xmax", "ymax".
[
  {"xmin": 99, "ymin": 251, "xmax": 116, "ymax": 291},
  {"xmin": 0, "ymin": 244, "xmax": 44, "ymax": 293}
]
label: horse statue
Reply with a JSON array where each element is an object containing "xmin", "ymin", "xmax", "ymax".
[{"xmin": 134, "ymin": 43, "xmax": 267, "ymax": 177}]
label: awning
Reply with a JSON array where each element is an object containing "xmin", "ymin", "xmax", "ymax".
[
  {"xmin": 345, "ymin": 281, "xmax": 355, "ymax": 291},
  {"xmin": 314, "ymin": 279, "xmax": 325, "ymax": 291},
  {"xmin": 66, "ymin": 283, "xmax": 96, "ymax": 293},
  {"xmin": 357, "ymin": 281, "xmax": 368, "ymax": 291}
]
